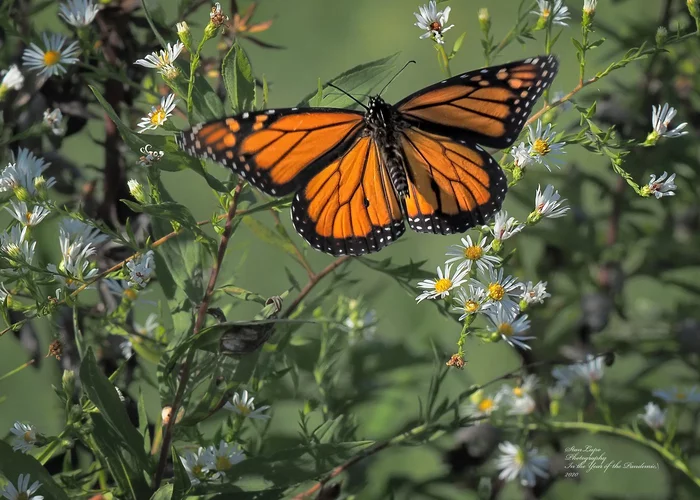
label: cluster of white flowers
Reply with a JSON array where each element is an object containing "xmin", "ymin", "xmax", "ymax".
[
  {"xmin": 47, "ymin": 219, "xmax": 109, "ymax": 297},
  {"xmin": 181, "ymin": 441, "xmax": 246, "ymax": 485},
  {"xmin": 415, "ymin": 186, "xmax": 569, "ymax": 352},
  {"xmin": 510, "ymin": 120, "xmax": 566, "ymax": 171}
]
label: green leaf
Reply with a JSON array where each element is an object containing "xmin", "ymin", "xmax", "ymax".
[
  {"xmin": 0, "ymin": 441, "xmax": 70, "ymax": 500},
  {"xmin": 80, "ymin": 348, "xmax": 154, "ymax": 475},
  {"xmin": 222, "ymin": 42, "xmax": 256, "ymax": 113},
  {"xmin": 171, "ymin": 447, "xmax": 191, "ymax": 500},
  {"xmin": 297, "ymin": 53, "xmax": 401, "ymax": 109},
  {"xmin": 242, "ymin": 216, "xmax": 301, "ymax": 262},
  {"xmin": 150, "ymin": 484, "xmax": 174, "ymax": 500},
  {"xmin": 451, "ymin": 31, "xmax": 467, "ymax": 56},
  {"xmin": 91, "ymin": 413, "xmax": 152, "ymax": 499}
]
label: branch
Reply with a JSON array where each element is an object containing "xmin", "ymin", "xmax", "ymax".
[
  {"xmin": 281, "ymin": 256, "xmax": 352, "ymax": 319},
  {"xmin": 153, "ymin": 181, "xmax": 244, "ymax": 489}
]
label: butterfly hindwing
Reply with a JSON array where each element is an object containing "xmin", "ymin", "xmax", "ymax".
[
  {"xmin": 176, "ymin": 109, "xmax": 365, "ymax": 196},
  {"xmin": 400, "ymin": 127, "xmax": 507, "ymax": 234},
  {"xmin": 291, "ymin": 136, "xmax": 405, "ymax": 256},
  {"xmin": 396, "ymin": 55, "xmax": 558, "ymax": 149}
]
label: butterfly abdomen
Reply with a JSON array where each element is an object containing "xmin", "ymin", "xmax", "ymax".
[{"xmin": 382, "ymin": 138, "xmax": 410, "ymax": 198}]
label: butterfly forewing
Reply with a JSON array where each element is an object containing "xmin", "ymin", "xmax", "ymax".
[
  {"xmin": 396, "ymin": 55, "xmax": 558, "ymax": 149},
  {"xmin": 176, "ymin": 109, "xmax": 364, "ymax": 196},
  {"xmin": 291, "ymin": 136, "xmax": 405, "ymax": 256}
]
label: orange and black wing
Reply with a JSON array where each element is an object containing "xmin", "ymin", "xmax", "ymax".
[
  {"xmin": 291, "ymin": 136, "xmax": 405, "ymax": 256},
  {"xmin": 400, "ymin": 127, "xmax": 507, "ymax": 234},
  {"xmin": 176, "ymin": 109, "xmax": 365, "ymax": 196},
  {"xmin": 396, "ymin": 55, "xmax": 558, "ymax": 149}
]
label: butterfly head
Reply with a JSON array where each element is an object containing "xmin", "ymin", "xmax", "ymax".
[{"xmin": 366, "ymin": 96, "xmax": 393, "ymax": 129}]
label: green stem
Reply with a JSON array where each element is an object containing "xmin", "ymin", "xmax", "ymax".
[
  {"xmin": 436, "ymin": 43, "xmax": 451, "ymax": 77},
  {"xmin": 523, "ymin": 420, "xmax": 700, "ymax": 489},
  {"xmin": 186, "ymin": 36, "xmax": 209, "ymax": 117}
]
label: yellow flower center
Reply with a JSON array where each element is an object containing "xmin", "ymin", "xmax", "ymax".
[
  {"xmin": 23, "ymin": 431, "xmax": 33, "ymax": 442},
  {"xmin": 192, "ymin": 464, "xmax": 204, "ymax": 477},
  {"xmin": 124, "ymin": 288, "xmax": 138, "ymax": 301},
  {"xmin": 676, "ymin": 392, "xmax": 686, "ymax": 400},
  {"xmin": 464, "ymin": 245, "xmax": 483, "ymax": 260},
  {"xmin": 513, "ymin": 387, "xmax": 524, "ymax": 397},
  {"xmin": 498, "ymin": 322, "xmax": 514, "ymax": 336},
  {"xmin": 25, "ymin": 212, "xmax": 33, "ymax": 223},
  {"xmin": 488, "ymin": 283, "xmax": 505, "ymax": 301},
  {"xmin": 532, "ymin": 138, "xmax": 551, "ymax": 156},
  {"xmin": 215, "ymin": 456, "xmax": 233, "ymax": 471},
  {"xmin": 43, "ymin": 50, "xmax": 61, "ymax": 66},
  {"xmin": 515, "ymin": 448, "xmax": 527, "ymax": 466},
  {"xmin": 434, "ymin": 278, "xmax": 452, "ymax": 294},
  {"xmin": 464, "ymin": 300, "xmax": 479, "ymax": 313},
  {"xmin": 17, "ymin": 493, "xmax": 29, "ymax": 500},
  {"xmin": 542, "ymin": 8, "xmax": 551, "ymax": 18},
  {"xmin": 236, "ymin": 403, "xmax": 251, "ymax": 415},
  {"xmin": 150, "ymin": 107, "xmax": 167, "ymax": 126},
  {"xmin": 478, "ymin": 399, "xmax": 494, "ymax": 412}
]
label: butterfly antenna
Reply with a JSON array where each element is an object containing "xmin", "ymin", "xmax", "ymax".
[
  {"xmin": 379, "ymin": 60, "xmax": 416, "ymax": 96},
  {"xmin": 327, "ymin": 83, "xmax": 368, "ymax": 110}
]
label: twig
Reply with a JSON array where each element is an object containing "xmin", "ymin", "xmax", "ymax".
[
  {"xmin": 153, "ymin": 182, "xmax": 244, "ymax": 489},
  {"xmin": 281, "ymin": 256, "xmax": 352, "ymax": 319}
]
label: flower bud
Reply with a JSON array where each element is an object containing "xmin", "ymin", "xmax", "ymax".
[
  {"xmin": 62, "ymin": 369, "xmax": 76, "ymax": 398},
  {"xmin": 128, "ymin": 179, "xmax": 147, "ymax": 203},
  {"xmin": 176, "ymin": 21, "xmax": 192, "ymax": 51},
  {"xmin": 478, "ymin": 8, "xmax": 490, "ymax": 35},
  {"xmin": 655, "ymin": 26, "xmax": 668, "ymax": 46}
]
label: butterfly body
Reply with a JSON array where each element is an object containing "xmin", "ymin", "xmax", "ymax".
[{"xmin": 177, "ymin": 56, "xmax": 558, "ymax": 256}]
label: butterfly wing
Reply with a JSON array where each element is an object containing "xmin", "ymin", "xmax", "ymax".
[
  {"xmin": 292, "ymin": 136, "xmax": 405, "ymax": 256},
  {"xmin": 396, "ymin": 55, "xmax": 558, "ymax": 149},
  {"xmin": 176, "ymin": 109, "xmax": 365, "ymax": 196},
  {"xmin": 400, "ymin": 127, "xmax": 507, "ymax": 234}
]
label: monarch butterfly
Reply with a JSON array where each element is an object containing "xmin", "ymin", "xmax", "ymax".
[{"xmin": 177, "ymin": 55, "xmax": 558, "ymax": 256}]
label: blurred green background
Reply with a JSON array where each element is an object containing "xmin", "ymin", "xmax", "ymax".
[{"xmin": 4, "ymin": 0, "xmax": 700, "ymax": 498}]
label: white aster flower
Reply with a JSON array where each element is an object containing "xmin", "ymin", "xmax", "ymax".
[
  {"xmin": 204, "ymin": 440, "xmax": 245, "ymax": 478},
  {"xmin": 10, "ymin": 422, "xmax": 37, "ymax": 453},
  {"xmin": 0, "ymin": 65, "xmax": 24, "ymax": 93},
  {"xmin": 135, "ymin": 313, "xmax": 159, "ymax": 338},
  {"xmin": 551, "ymin": 365, "xmax": 577, "ymax": 388},
  {"xmin": 59, "ymin": 219, "xmax": 108, "ymax": 263},
  {"xmin": 452, "ymin": 284, "xmax": 489, "ymax": 320},
  {"xmin": 521, "ymin": 280, "xmax": 550, "ymax": 305},
  {"xmin": 0, "ymin": 474, "xmax": 44, "ymax": 500},
  {"xmin": 137, "ymin": 93, "xmax": 177, "ymax": 133},
  {"xmin": 22, "ymin": 33, "xmax": 80, "ymax": 77},
  {"xmin": 134, "ymin": 42, "xmax": 184, "ymax": 79},
  {"xmin": 532, "ymin": 0, "xmax": 570, "ymax": 26},
  {"xmin": 0, "ymin": 283, "xmax": 10, "ymax": 302},
  {"xmin": 527, "ymin": 120, "xmax": 566, "ymax": 171},
  {"xmin": 48, "ymin": 253, "xmax": 98, "ymax": 289},
  {"xmin": 343, "ymin": 299, "xmax": 377, "ymax": 342},
  {"xmin": 652, "ymin": 386, "xmax": 700, "ymax": 404},
  {"xmin": 6, "ymin": 201, "xmax": 50, "ymax": 227},
  {"xmin": 1, "ymin": 226, "xmax": 36, "ymax": 266},
  {"xmin": 127, "ymin": 179, "xmax": 147, "ymax": 203},
  {"xmin": 547, "ymin": 383, "xmax": 567, "ymax": 400},
  {"xmin": 138, "ymin": 144, "xmax": 165, "ymax": 167},
  {"xmin": 224, "ymin": 389, "xmax": 271, "ymax": 420},
  {"xmin": 59, "ymin": 0, "xmax": 100, "ymax": 27},
  {"xmin": 413, "ymin": 0, "xmax": 454, "ymax": 44},
  {"xmin": 510, "ymin": 142, "xmax": 533, "ymax": 168},
  {"xmin": 485, "ymin": 305, "xmax": 534, "ymax": 351},
  {"xmin": 0, "ymin": 147, "xmax": 55, "ymax": 197},
  {"xmin": 126, "ymin": 250, "xmax": 156, "ymax": 287},
  {"xmin": 43, "ymin": 108, "xmax": 65, "ymax": 136},
  {"xmin": 445, "ymin": 235, "xmax": 501, "ymax": 274},
  {"xmin": 646, "ymin": 172, "xmax": 677, "ymax": 199},
  {"xmin": 104, "ymin": 279, "xmax": 140, "ymax": 302},
  {"xmin": 533, "ymin": 184, "xmax": 569, "ymax": 220},
  {"xmin": 498, "ymin": 375, "xmax": 539, "ymax": 415},
  {"xmin": 583, "ymin": 0, "xmax": 597, "ymax": 14},
  {"xmin": 573, "ymin": 354, "xmax": 604, "ymax": 384},
  {"xmin": 119, "ymin": 339, "xmax": 133, "ymax": 359},
  {"xmin": 651, "ymin": 103, "xmax": 688, "ymax": 139},
  {"xmin": 180, "ymin": 447, "xmax": 210, "ymax": 486},
  {"xmin": 495, "ymin": 441, "xmax": 549, "ymax": 486},
  {"xmin": 639, "ymin": 402, "xmax": 666, "ymax": 429},
  {"xmin": 474, "ymin": 268, "xmax": 524, "ymax": 315},
  {"xmin": 415, "ymin": 263, "xmax": 469, "ymax": 303},
  {"xmin": 460, "ymin": 389, "xmax": 502, "ymax": 419},
  {"xmin": 486, "ymin": 210, "xmax": 525, "ymax": 242}
]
